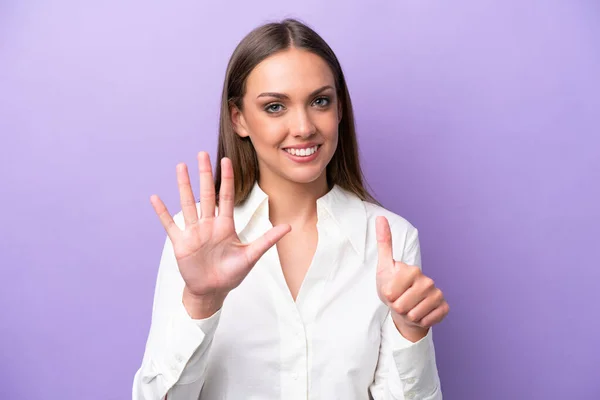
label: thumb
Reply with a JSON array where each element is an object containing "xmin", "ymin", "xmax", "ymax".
[
  {"xmin": 245, "ymin": 224, "xmax": 292, "ymax": 265},
  {"xmin": 376, "ymin": 216, "xmax": 394, "ymax": 275}
]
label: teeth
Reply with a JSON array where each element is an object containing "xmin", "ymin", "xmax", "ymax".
[{"xmin": 285, "ymin": 145, "xmax": 319, "ymax": 157}]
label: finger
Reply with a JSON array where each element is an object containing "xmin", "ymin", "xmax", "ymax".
[
  {"xmin": 376, "ymin": 216, "xmax": 394, "ymax": 274},
  {"xmin": 176, "ymin": 163, "xmax": 199, "ymax": 227},
  {"xmin": 150, "ymin": 194, "xmax": 180, "ymax": 239},
  {"xmin": 198, "ymin": 151, "xmax": 216, "ymax": 219},
  {"xmin": 217, "ymin": 157, "xmax": 235, "ymax": 218},
  {"xmin": 382, "ymin": 263, "xmax": 420, "ymax": 303},
  {"xmin": 404, "ymin": 290, "xmax": 445, "ymax": 323},
  {"xmin": 245, "ymin": 224, "xmax": 292, "ymax": 266},
  {"xmin": 391, "ymin": 286, "xmax": 428, "ymax": 315},
  {"xmin": 419, "ymin": 302, "xmax": 449, "ymax": 328}
]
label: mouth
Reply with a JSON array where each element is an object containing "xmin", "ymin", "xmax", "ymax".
[{"xmin": 282, "ymin": 144, "xmax": 321, "ymax": 157}]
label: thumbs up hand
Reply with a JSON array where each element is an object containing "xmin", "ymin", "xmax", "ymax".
[{"xmin": 376, "ymin": 216, "xmax": 449, "ymax": 342}]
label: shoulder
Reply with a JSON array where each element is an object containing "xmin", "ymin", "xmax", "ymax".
[
  {"xmin": 332, "ymin": 186, "xmax": 419, "ymax": 248},
  {"xmin": 362, "ymin": 200, "xmax": 418, "ymax": 238},
  {"xmin": 361, "ymin": 199, "xmax": 422, "ymax": 266}
]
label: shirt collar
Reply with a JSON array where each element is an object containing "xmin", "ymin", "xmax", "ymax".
[{"xmin": 233, "ymin": 181, "xmax": 367, "ymax": 258}]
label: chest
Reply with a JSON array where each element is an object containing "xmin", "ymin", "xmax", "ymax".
[
  {"xmin": 225, "ymin": 215, "xmax": 388, "ymax": 350},
  {"xmin": 204, "ymin": 234, "xmax": 388, "ymax": 397},
  {"xmin": 276, "ymin": 227, "xmax": 318, "ymax": 301}
]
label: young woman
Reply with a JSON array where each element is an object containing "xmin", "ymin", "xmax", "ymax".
[{"xmin": 133, "ymin": 18, "xmax": 449, "ymax": 400}]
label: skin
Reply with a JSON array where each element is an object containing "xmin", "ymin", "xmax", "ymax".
[
  {"xmin": 231, "ymin": 48, "xmax": 340, "ymax": 192},
  {"xmin": 150, "ymin": 47, "xmax": 449, "ymax": 342},
  {"xmin": 230, "ymin": 48, "xmax": 341, "ymax": 301}
]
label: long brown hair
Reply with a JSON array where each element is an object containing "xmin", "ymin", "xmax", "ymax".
[{"xmin": 214, "ymin": 18, "xmax": 376, "ymax": 205}]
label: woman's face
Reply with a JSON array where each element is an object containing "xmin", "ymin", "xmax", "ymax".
[{"xmin": 232, "ymin": 48, "xmax": 340, "ymax": 189}]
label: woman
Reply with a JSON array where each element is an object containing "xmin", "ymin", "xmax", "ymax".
[{"xmin": 133, "ymin": 18, "xmax": 449, "ymax": 400}]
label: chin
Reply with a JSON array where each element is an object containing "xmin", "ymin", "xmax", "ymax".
[{"xmin": 281, "ymin": 168, "xmax": 327, "ymax": 185}]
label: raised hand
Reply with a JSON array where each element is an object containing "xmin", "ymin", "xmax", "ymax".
[
  {"xmin": 375, "ymin": 216, "xmax": 449, "ymax": 342},
  {"xmin": 150, "ymin": 152, "xmax": 291, "ymax": 318}
]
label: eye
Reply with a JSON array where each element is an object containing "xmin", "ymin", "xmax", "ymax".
[
  {"xmin": 312, "ymin": 96, "xmax": 330, "ymax": 108},
  {"xmin": 265, "ymin": 103, "xmax": 285, "ymax": 113}
]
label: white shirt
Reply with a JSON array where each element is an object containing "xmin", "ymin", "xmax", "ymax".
[{"xmin": 133, "ymin": 183, "xmax": 442, "ymax": 400}]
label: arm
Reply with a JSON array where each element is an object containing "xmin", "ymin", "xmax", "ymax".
[
  {"xmin": 132, "ymin": 234, "xmax": 221, "ymax": 400},
  {"xmin": 370, "ymin": 224, "xmax": 443, "ymax": 399},
  {"xmin": 369, "ymin": 313, "xmax": 441, "ymax": 399},
  {"xmin": 133, "ymin": 153, "xmax": 290, "ymax": 399}
]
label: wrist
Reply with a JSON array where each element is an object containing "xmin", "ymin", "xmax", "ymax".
[
  {"xmin": 182, "ymin": 286, "xmax": 226, "ymax": 319},
  {"xmin": 391, "ymin": 312, "xmax": 429, "ymax": 342}
]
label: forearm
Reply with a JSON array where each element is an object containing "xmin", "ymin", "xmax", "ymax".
[
  {"xmin": 370, "ymin": 314, "xmax": 442, "ymax": 400},
  {"xmin": 133, "ymin": 299, "xmax": 221, "ymax": 400}
]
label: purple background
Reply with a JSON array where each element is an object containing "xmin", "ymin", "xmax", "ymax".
[{"xmin": 1, "ymin": 1, "xmax": 599, "ymax": 399}]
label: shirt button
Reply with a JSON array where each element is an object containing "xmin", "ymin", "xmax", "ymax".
[
  {"xmin": 405, "ymin": 377, "xmax": 416, "ymax": 384},
  {"xmin": 405, "ymin": 391, "xmax": 416, "ymax": 399},
  {"xmin": 291, "ymin": 372, "xmax": 298, "ymax": 380},
  {"xmin": 175, "ymin": 354, "xmax": 184, "ymax": 363}
]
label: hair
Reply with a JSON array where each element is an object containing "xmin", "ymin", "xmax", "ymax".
[{"xmin": 214, "ymin": 18, "xmax": 376, "ymax": 205}]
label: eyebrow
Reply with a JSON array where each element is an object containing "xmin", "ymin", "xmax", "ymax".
[{"xmin": 256, "ymin": 85, "xmax": 335, "ymax": 100}]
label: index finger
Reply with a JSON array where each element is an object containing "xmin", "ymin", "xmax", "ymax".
[
  {"xmin": 177, "ymin": 163, "xmax": 200, "ymax": 227},
  {"xmin": 376, "ymin": 216, "xmax": 394, "ymax": 272}
]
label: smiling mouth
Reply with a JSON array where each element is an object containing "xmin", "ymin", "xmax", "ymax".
[{"xmin": 283, "ymin": 145, "xmax": 321, "ymax": 157}]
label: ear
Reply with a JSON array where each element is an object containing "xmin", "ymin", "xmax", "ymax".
[{"xmin": 230, "ymin": 104, "xmax": 250, "ymax": 138}]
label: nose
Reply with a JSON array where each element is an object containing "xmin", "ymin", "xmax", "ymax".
[{"xmin": 289, "ymin": 108, "xmax": 316, "ymax": 138}]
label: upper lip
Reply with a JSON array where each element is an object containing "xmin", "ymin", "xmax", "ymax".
[{"xmin": 282, "ymin": 143, "xmax": 321, "ymax": 150}]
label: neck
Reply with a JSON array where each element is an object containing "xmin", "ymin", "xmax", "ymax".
[{"xmin": 258, "ymin": 173, "xmax": 330, "ymax": 227}]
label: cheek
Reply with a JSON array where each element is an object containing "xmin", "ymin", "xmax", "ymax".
[
  {"xmin": 247, "ymin": 115, "xmax": 287, "ymax": 147},
  {"xmin": 315, "ymin": 112, "xmax": 339, "ymax": 142}
]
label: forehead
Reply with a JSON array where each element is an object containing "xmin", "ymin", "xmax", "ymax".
[{"xmin": 245, "ymin": 48, "xmax": 335, "ymax": 95}]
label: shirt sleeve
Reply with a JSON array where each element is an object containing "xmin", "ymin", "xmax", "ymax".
[
  {"xmin": 369, "ymin": 223, "xmax": 443, "ymax": 400},
  {"xmin": 132, "ymin": 230, "xmax": 221, "ymax": 400}
]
